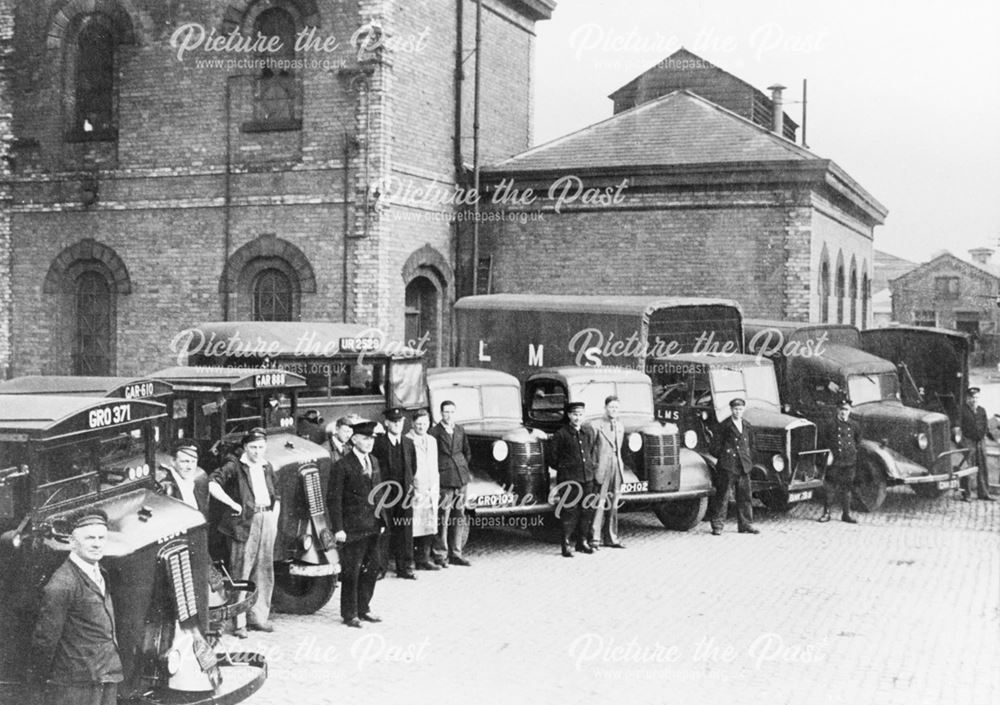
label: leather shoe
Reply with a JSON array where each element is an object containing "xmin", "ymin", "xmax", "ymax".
[
  {"xmin": 739, "ymin": 527, "xmax": 761, "ymax": 534},
  {"xmin": 817, "ymin": 512, "xmax": 831, "ymax": 523},
  {"xmin": 710, "ymin": 527, "xmax": 722, "ymax": 536},
  {"xmin": 433, "ymin": 559, "xmax": 449, "ymax": 569},
  {"xmin": 448, "ymin": 556, "xmax": 471, "ymax": 567},
  {"xmin": 233, "ymin": 627, "xmax": 248, "ymax": 639},
  {"xmin": 960, "ymin": 493, "xmax": 972, "ymax": 502},
  {"xmin": 979, "ymin": 495, "xmax": 996, "ymax": 502},
  {"xmin": 841, "ymin": 515, "xmax": 858, "ymax": 524},
  {"xmin": 247, "ymin": 621, "xmax": 274, "ymax": 633},
  {"xmin": 603, "ymin": 541, "xmax": 626, "ymax": 549},
  {"xmin": 561, "ymin": 544, "xmax": 574, "ymax": 558},
  {"xmin": 415, "ymin": 561, "xmax": 441, "ymax": 571},
  {"xmin": 397, "ymin": 571, "xmax": 417, "ymax": 580},
  {"xmin": 359, "ymin": 613, "xmax": 382, "ymax": 623},
  {"xmin": 343, "ymin": 618, "xmax": 363, "ymax": 629},
  {"xmin": 575, "ymin": 542, "xmax": 594, "ymax": 554}
]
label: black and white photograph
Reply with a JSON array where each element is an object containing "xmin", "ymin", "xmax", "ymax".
[{"xmin": 0, "ymin": 0, "xmax": 997, "ymax": 704}]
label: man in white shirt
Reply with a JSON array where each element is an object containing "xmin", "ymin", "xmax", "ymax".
[{"xmin": 158, "ymin": 441, "xmax": 210, "ymax": 516}]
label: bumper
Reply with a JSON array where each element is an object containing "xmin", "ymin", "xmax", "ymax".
[
  {"xmin": 902, "ymin": 464, "xmax": 978, "ymax": 485},
  {"xmin": 619, "ymin": 488, "xmax": 713, "ymax": 504},
  {"xmin": 288, "ymin": 561, "xmax": 338, "ymax": 577},
  {"xmin": 471, "ymin": 502, "xmax": 553, "ymax": 518}
]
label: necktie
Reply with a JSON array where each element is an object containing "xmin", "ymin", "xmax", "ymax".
[
  {"xmin": 611, "ymin": 421, "xmax": 618, "ymax": 452},
  {"xmin": 363, "ymin": 456, "xmax": 372, "ymax": 476},
  {"xmin": 93, "ymin": 567, "xmax": 105, "ymax": 595}
]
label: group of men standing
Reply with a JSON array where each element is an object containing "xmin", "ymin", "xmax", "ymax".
[{"xmin": 324, "ymin": 401, "xmax": 474, "ymax": 628}]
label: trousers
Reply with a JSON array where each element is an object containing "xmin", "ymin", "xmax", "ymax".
[
  {"xmin": 229, "ymin": 508, "xmax": 278, "ymax": 627},
  {"xmin": 339, "ymin": 534, "xmax": 383, "ymax": 621},
  {"xmin": 709, "ymin": 468, "xmax": 754, "ymax": 531}
]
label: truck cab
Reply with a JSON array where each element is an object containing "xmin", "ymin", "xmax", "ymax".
[
  {"xmin": 425, "ymin": 368, "xmax": 549, "ymax": 516},
  {"xmin": 651, "ymin": 353, "xmax": 824, "ymax": 510},
  {"xmin": 0, "ymin": 395, "xmax": 266, "ymax": 704},
  {"xmin": 149, "ymin": 367, "xmax": 338, "ymax": 615},
  {"xmin": 746, "ymin": 334, "xmax": 975, "ymax": 510},
  {"xmin": 522, "ymin": 367, "xmax": 714, "ymax": 531}
]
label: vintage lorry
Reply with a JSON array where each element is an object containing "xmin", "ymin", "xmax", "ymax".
[
  {"xmin": 0, "ymin": 394, "xmax": 267, "ymax": 704},
  {"xmin": 744, "ymin": 320, "xmax": 976, "ymax": 509},
  {"xmin": 454, "ymin": 294, "xmax": 824, "ymax": 513},
  {"xmin": 0, "ymin": 370, "xmax": 339, "ymax": 616}
]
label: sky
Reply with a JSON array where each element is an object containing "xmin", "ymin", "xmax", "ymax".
[{"xmin": 531, "ymin": 0, "xmax": 1000, "ymax": 264}]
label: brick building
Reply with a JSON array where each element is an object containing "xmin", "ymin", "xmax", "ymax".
[
  {"xmin": 871, "ymin": 249, "xmax": 916, "ymax": 326},
  {"xmin": 461, "ymin": 87, "xmax": 887, "ymax": 324},
  {"xmin": 0, "ymin": 0, "xmax": 554, "ymax": 377},
  {"xmin": 891, "ymin": 248, "xmax": 1000, "ymax": 362}
]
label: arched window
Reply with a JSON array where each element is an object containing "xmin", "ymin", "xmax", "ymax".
[
  {"xmin": 405, "ymin": 276, "xmax": 441, "ymax": 364},
  {"xmin": 252, "ymin": 8, "xmax": 299, "ymax": 127},
  {"xmin": 74, "ymin": 16, "xmax": 116, "ymax": 137},
  {"xmin": 819, "ymin": 257, "xmax": 830, "ymax": 322},
  {"xmin": 74, "ymin": 271, "xmax": 113, "ymax": 374},
  {"xmin": 861, "ymin": 272, "xmax": 870, "ymax": 328},
  {"xmin": 849, "ymin": 262, "xmax": 858, "ymax": 326},
  {"xmin": 252, "ymin": 268, "xmax": 294, "ymax": 321},
  {"xmin": 835, "ymin": 260, "xmax": 846, "ymax": 324}
]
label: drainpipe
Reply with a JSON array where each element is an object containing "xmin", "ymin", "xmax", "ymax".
[
  {"xmin": 342, "ymin": 132, "xmax": 351, "ymax": 322},
  {"xmin": 471, "ymin": 0, "xmax": 482, "ymax": 296}
]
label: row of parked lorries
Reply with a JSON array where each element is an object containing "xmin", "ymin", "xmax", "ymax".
[{"xmin": 0, "ymin": 295, "xmax": 977, "ymax": 704}]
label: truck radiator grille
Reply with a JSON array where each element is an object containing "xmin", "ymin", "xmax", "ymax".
[
  {"xmin": 301, "ymin": 466, "xmax": 324, "ymax": 516},
  {"xmin": 162, "ymin": 544, "xmax": 198, "ymax": 623},
  {"xmin": 510, "ymin": 440, "xmax": 544, "ymax": 472},
  {"xmin": 754, "ymin": 431, "xmax": 784, "ymax": 454},
  {"xmin": 644, "ymin": 433, "xmax": 679, "ymax": 467}
]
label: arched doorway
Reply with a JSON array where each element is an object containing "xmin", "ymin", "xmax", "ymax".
[{"xmin": 405, "ymin": 276, "xmax": 440, "ymax": 365}]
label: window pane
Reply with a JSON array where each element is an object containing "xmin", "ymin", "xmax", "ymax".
[
  {"xmin": 75, "ymin": 271, "xmax": 112, "ymax": 375},
  {"xmin": 252, "ymin": 268, "xmax": 293, "ymax": 321},
  {"xmin": 76, "ymin": 20, "xmax": 115, "ymax": 133}
]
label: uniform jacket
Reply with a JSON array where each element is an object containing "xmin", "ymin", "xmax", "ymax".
[
  {"xmin": 327, "ymin": 452, "xmax": 391, "ymax": 543},
  {"xmin": 960, "ymin": 403, "xmax": 990, "ymax": 444},
  {"xmin": 157, "ymin": 467, "xmax": 211, "ymax": 516},
  {"xmin": 371, "ymin": 433, "xmax": 417, "ymax": 496},
  {"xmin": 821, "ymin": 417, "xmax": 863, "ymax": 467},
  {"xmin": 549, "ymin": 423, "xmax": 598, "ymax": 484},
  {"xmin": 589, "ymin": 418, "xmax": 625, "ymax": 484},
  {"xmin": 429, "ymin": 423, "xmax": 472, "ymax": 488},
  {"xmin": 710, "ymin": 417, "xmax": 754, "ymax": 475},
  {"xmin": 31, "ymin": 559, "xmax": 123, "ymax": 685},
  {"xmin": 209, "ymin": 456, "xmax": 280, "ymax": 542}
]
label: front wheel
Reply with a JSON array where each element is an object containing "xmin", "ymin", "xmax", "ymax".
[
  {"xmin": 758, "ymin": 486, "xmax": 791, "ymax": 513},
  {"xmin": 652, "ymin": 497, "xmax": 708, "ymax": 531},
  {"xmin": 853, "ymin": 457, "xmax": 887, "ymax": 512},
  {"xmin": 271, "ymin": 566, "xmax": 337, "ymax": 615}
]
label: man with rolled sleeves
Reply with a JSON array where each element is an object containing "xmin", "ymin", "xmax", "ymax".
[
  {"xmin": 960, "ymin": 386, "xmax": 995, "ymax": 502},
  {"xmin": 372, "ymin": 407, "xmax": 418, "ymax": 579},
  {"xmin": 327, "ymin": 421, "xmax": 389, "ymax": 628},
  {"xmin": 157, "ymin": 440, "xmax": 211, "ymax": 516},
  {"xmin": 208, "ymin": 427, "xmax": 280, "ymax": 635},
  {"xmin": 708, "ymin": 397, "xmax": 758, "ymax": 535},
  {"xmin": 818, "ymin": 399, "xmax": 861, "ymax": 524},
  {"xmin": 549, "ymin": 401, "xmax": 599, "ymax": 557},
  {"xmin": 430, "ymin": 400, "xmax": 473, "ymax": 567},
  {"xmin": 30, "ymin": 509, "xmax": 123, "ymax": 705}
]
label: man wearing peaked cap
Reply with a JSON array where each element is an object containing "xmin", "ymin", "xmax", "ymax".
[
  {"xmin": 708, "ymin": 397, "xmax": 759, "ymax": 535},
  {"xmin": 960, "ymin": 386, "xmax": 995, "ymax": 502},
  {"xmin": 31, "ymin": 506, "xmax": 123, "ymax": 704},
  {"xmin": 327, "ymin": 417, "xmax": 390, "ymax": 627},
  {"xmin": 549, "ymin": 400, "xmax": 599, "ymax": 557},
  {"xmin": 372, "ymin": 408, "xmax": 418, "ymax": 579},
  {"xmin": 157, "ymin": 441, "xmax": 210, "ymax": 516},
  {"xmin": 209, "ymin": 426, "xmax": 280, "ymax": 635},
  {"xmin": 819, "ymin": 398, "xmax": 861, "ymax": 524}
]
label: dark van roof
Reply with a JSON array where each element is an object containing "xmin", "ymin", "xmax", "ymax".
[
  {"xmin": 179, "ymin": 321, "xmax": 425, "ymax": 360},
  {"xmin": 456, "ymin": 294, "xmax": 741, "ymax": 316},
  {"xmin": 0, "ymin": 395, "xmax": 166, "ymax": 439},
  {"xmin": 150, "ymin": 366, "xmax": 308, "ymax": 392},
  {"xmin": 0, "ymin": 375, "xmax": 173, "ymax": 399}
]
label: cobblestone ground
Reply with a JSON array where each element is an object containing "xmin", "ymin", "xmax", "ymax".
[{"xmin": 227, "ymin": 489, "xmax": 999, "ymax": 705}]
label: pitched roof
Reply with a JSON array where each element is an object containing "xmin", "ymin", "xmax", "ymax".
[
  {"xmin": 488, "ymin": 89, "xmax": 817, "ymax": 172},
  {"xmin": 892, "ymin": 251, "xmax": 1000, "ymax": 285}
]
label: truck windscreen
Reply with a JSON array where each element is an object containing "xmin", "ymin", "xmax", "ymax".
[
  {"xmin": 847, "ymin": 373, "xmax": 900, "ymax": 406},
  {"xmin": 569, "ymin": 382, "xmax": 653, "ymax": 417}
]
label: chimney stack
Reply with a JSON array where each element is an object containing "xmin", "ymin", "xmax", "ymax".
[
  {"xmin": 969, "ymin": 248, "xmax": 994, "ymax": 266},
  {"xmin": 768, "ymin": 84, "xmax": 786, "ymax": 136}
]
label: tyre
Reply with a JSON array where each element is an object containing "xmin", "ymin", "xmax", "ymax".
[
  {"xmin": 853, "ymin": 457, "xmax": 887, "ymax": 512},
  {"xmin": 271, "ymin": 566, "xmax": 337, "ymax": 615},
  {"xmin": 652, "ymin": 497, "xmax": 708, "ymax": 531},
  {"xmin": 758, "ymin": 487, "xmax": 791, "ymax": 513}
]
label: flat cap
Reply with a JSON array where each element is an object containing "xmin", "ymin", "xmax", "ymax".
[
  {"xmin": 729, "ymin": 398, "xmax": 746, "ymax": 408},
  {"xmin": 173, "ymin": 440, "xmax": 199, "ymax": 459}
]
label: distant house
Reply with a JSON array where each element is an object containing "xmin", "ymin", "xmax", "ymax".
[
  {"xmin": 608, "ymin": 48, "xmax": 799, "ymax": 140},
  {"xmin": 891, "ymin": 249, "xmax": 1000, "ymax": 362},
  {"xmin": 871, "ymin": 250, "xmax": 917, "ymax": 326}
]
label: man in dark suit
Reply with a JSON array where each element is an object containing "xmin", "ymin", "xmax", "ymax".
[
  {"xmin": 157, "ymin": 441, "xmax": 211, "ymax": 516},
  {"xmin": 327, "ymin": 421, "xmax": 389, "ymax": 628},
  {"xmin": 371, "ymin": 408, "xmax": 418, "ymax": 579},
  {"xmin": 819, "ymin": 399, "xmax": 861, "ymax": 523},
  {"xmin": 30, "ymin": 509, "xmax": 123, "ymax": 705},
  {"xmin": 549, "ymin": 401, "xmax": 599, "ymax": 557},
  {"xmin": 960, "ymin": 386, "xmax": 995, "ymax": 502},
  {"xmin": 708, "ymin": 397, "xmax": 758, "ymax": 535},
  {"xmin": 430, "ymin": 400, "xmax": 473, "ymax": 567}
]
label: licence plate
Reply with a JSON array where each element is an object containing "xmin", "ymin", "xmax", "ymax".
[
  {"xmin": 475, "ymin": 493, "xmax": 516, "ymax": 508},
  {"xmin": 937, "ymin": 478, "xmax": 959, "ymax": 490},
  {"xmin": 787, "ymin": 490, "xmax": 812, "ymax": 503},
  {"xmin": 288, "ymin": 562, "xmax": 337, "ymax": 577},
  {"xmin": 621, "ymin": 481, "xmax": 649, "ymax": 493}
]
